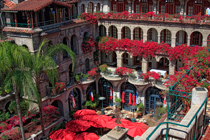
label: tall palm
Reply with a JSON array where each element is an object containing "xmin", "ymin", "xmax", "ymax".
[
  {"xmin": 32, "ymin": 39, "xmax": 76, "ymax": 138},
  {"xmin": 0, "ymin": 42, "xmax": 39, "ymax": 140}
]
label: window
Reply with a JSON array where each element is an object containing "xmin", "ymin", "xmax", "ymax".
[
  {"xmin": 195, "ymin": 0, "xmax": 202, "ymax": 4},
  {"xmin": 149, "ymin": 5, "xmax": 153, "ymax": 12},
  {"xmin": 166, "ymin": 0, "xmax": 173, "ymax": 3},
  {"xmin": 123, "ymin": 53, "xmax": 128, "ymax": 64},
  {"xmin": 125, "ymin": 27, "xmax": 130, "ymax": 39},
  {"xmin": 142, "ymin": 4, "xmax": 148, "ymax": 13},
  {"xmin": 113, "ymin": 5, "xmax": 117, "ymax": 13},
  {"xmin": 191, "ymin": 32, "xmax": 202, "ymax": 46},
  {"xmin": 110, "ymin": 26, "xmax": 117, "ymax": 39},
  {"xmin": 87, "ymin": 2, "xmax": 93, "ymax": 13},
  {"xmin": 136, "ymin": 5, "xmax": 140, "ymax": 13},
  {"xmin": 161, "ymin": 6, "xmax": 165, "ymax": 13},
  {"xmin": 125, "ymin": 4, "xmax": 129, "ymax": 12},
  {"xmin": 158, "ymin": 57, "xmax": 169, "ymax": 69},
  {"xmin": 81, "ymin": 4, "xmax": 85, "ymax": 13},
  {"xmin": 142, "ymin": 0, "xmax": 147, "ymax": 2},
  {"xmin": 161, "ymin": 29, "xmax": 171, "ymax": 44},
  {"xmin": 134, "ymin": 56, "xmax": 142, "ymax": 65},
  {"xmin": 188, "ymin": 6, "xmax": 193, "ymax": 15},
  {"xmin": 96, "ymin": 3, "xmax": 100, "ymax": 12},
  {"xmin": 175, "ymin": 6, "xmax": 180, "ymax": 14},
  {"xmin": 147, "ymin": 29, "xmax": 152, "ymax": 41},
  {"xmin": 134, "ymin": 28, "xmax": 143, "ymax": 40}
]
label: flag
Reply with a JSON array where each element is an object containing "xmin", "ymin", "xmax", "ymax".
[
  {"xmin": 70, "ymin": 91, "xmax": 76, "ymax": 108},
  {"xmin": 163, "ymin": 96, "xmax": 167, "ymax": 108},
  {"xmin": 136, "ymin": 92, "xmax": 138, "ymax": 104},
  {"xmin": 110, "ymin": 87, "xmax": 113, "ymax": 100},
  {"xmin": 89, "ymin": 90, "xmax": 94, "ymax": 101}
]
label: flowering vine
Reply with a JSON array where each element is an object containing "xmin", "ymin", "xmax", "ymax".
[
  {"xmin": 115, "ymin": 67, "xmax": 133, "ymax": 76},
  {"xmin": 81, "ymin": 37, "xmax": 96, "ymax": 54},
  {"xmin": 87, "ymin": 67, "xmax": 99, "ymax": 77},
  {"xmin": 42, "ymin": 105, "xmax": 59, "ymax": 115},
  {"xmin": 140, "ymin": 71, "xmax": 160, "ymax": 80}
]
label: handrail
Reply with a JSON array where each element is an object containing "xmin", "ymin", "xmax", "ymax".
[{"xmin": 146, "ymin": 97, "xmax": 207, "ymax": 140}]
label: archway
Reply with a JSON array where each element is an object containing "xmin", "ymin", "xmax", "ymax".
[
  {"xmin": 176, "ymin": 30, "xmax": 187, "ymax": 45},
  {"xmin": 68, "ymin": 88, "xmax": 81, "ymax": 112},
  {"xmin": 121, "ymin": 82, "xmax": 136, "ymax": 111},
  {"xmin": 121, "ymin": 26, "xmax": 131, "ymax": 39},
  {"xmin": 69, "ymin": 64, "xmax": 74, "ymax": 85},
  {"xmin": 190, "ymin": 31, "xmax": 202, "ymax": 46},
  {"xmin": 5, "ymin": 101, "xmax": 11, "ymax": 113},
  {"xmin": 108, "ymin": 25, "xmax": 118, "ymax": 39},
  {"xmin": 147, "ymin": 28, "xmax": 158, "ymax": 42},
  {"xmin": 86, "ymin": 82, "xmax": 97, "ymax": 104},
  {"xmin": 81, "ymin": 4, "xmax": 85, "ymax": 13},
  {"xmin": 85, "ymin": 58, "xmax": 90, "ymax": 73},
  {"xmin": 99, "ymin": 25, "xmax": 106, "ymax": 37},
  {"xmin": 96, "ymin": 3, "xmax": 100, "ymax": 12},
  {"xmin": 145, "ymin": 87, "xmax": 162, "ymax": 114},
  {"xmin": 133, "ymin": 27, "xmax": 143, "ymax": 40},
  {"xmin": 51, "ymin": 100, "xmax": 64, "ymax": 116},
  {"xmin": 160, "ymin": 29, "xmax": 171, "ymax": 45},
  {"xmin": 98, "ymin": 78, "xmax": 113, "ymax": 106},
  {"xmin": 158, "ymin": 57, "xmax": 169, "ymax": 70},
  {"xmin": 87, "ymin": 2, "xmax": 94, "ymax": 13},
  {"xmin": 63, "ymin": 37, "xmax": 69, "ymax": 59},
  {"xmin": 71, "ymin": 35, "xmax": 77, "ymax": 54}
]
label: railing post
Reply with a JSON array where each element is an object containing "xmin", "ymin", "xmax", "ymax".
[
  {"xmin": 194, "ymin": 116, "xmax": 197, "ymax": 140},
  {"xmin": 202, "ymin": 100, "xmax": 207, "ymax": 136}
]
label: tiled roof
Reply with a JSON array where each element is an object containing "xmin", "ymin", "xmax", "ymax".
[
  {"xmin": 2, "ymin": 0, "xmax": 71, "ymax": 12},
  {"xmin": 3, "ymin": 0, "xmax": 16, "ymax": 9},
  {"xmin": 3, "ymin": 28, "xmax": 35, "ymax": 33},
  {"xmin": 65, "ymin": 0, "xmax": 80, "ymax": 4}
]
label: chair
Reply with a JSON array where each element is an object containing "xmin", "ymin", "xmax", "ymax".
[{"xmin": 163, "ymin": 72, "xmax": 168, "ymax": 80}]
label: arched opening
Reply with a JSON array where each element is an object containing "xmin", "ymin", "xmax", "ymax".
[
  {"xmin": 51, "ymin": 100, "xmax": 64, "ymax": 116},
  {"xmin": 121, "ymin": 82, "xmax": 136, "ymax": 111},
  {"xmin": 109, "ymin": 25, "xmax": 118, "ymax": 39},
  {"xmin": 63, "ymin": 37, "xmax": 69, "ymax": 59},
  {"xmin": 85, "ymin": 58, "xmax": 90, "ymax": 73},
  {"xmin": 69, "ymin": 64, "xmax": 74, "ymax": 85},
  {"xmin": 147, "ymin": 28, "xmax": 158, "ymax": 42},
  {"xmin": 158, "ymin": 57, "xmax": 169, "ymax": 70},
  {"xmin": 68, "ymin": 88, "xmax": 81, "ymax": 112},
  {"xmin": 96, "ymin": 3, "xmax": 100, "ymax": 12},
  {"xmin": 145, "ymin": 87, "xmax": 162, "ymax": 114},
  {"xmin": 99, "ymin": 25, "xmax": 106, "ymax": 37},
  {"xmin": 160, "ymin": 29, "xmax": 171, "ymax": 45},
  {"xmin": 98, "ymin": 78, "xmax": 113, "ymax": 106},
  {"xmin": 121, "ymin": 27, "xmax": 131, "ymax": 39},
  {"xmin": 71, "ymin": 35, "xmax": 77, "ymax": 54},
  {"xmin": 176, "ymin": 30, "xmax": 187, "ymax": 45},
  {"xmin": 133, "ymin": 27, "xmax": 143, "ymax": 40},
  {"xmin": 190, "ymin": 31, "xmax": 202, "ymax": 46},
  {"xmin": 112, "ymin": 51, "xmax": 117, "ymax": 67},
  {"xmin": 86, "ymin": 82, "xmax": 97, "ymax": 107},
  {"xmin": 122, "ymin": 53, "xmax": 129, "ymax": 65},
  {"xmin": 84, "ymin": 32, "xmax": 89, "ymax": 39},
  {"xmin": 5, "ymin": 101, "xmax": 11, "ymax": 113},
  {"xmin": 87, "ymin": 2, "xmax": 94, "ymax": 13},
  {"xmin": 81, "ymin": 4, "xmax": 85, "ymax": 13}
]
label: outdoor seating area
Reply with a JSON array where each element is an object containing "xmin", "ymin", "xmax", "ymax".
[{"xmin": 49, "ymin": 109, "xmax": 149, "ymax": 140}]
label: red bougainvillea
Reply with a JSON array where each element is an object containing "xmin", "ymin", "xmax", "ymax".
[
  {"xmin": 8, "ymin": 115, "xmax": 25, "ymax": 127},
  {"xmin": 0, "ymin": 122, "xmax": 12, "ymax": 133},
  {"xmin": 81, "ymin": 37, "xmax": 96, "ymax": 54},
  {"xmin": 140, "ymin": 71, "xmax": 160, "ymax": 80},
  {"xmin": 115, "ymin": 67, "xmax": 133, "ymax": 76},
  {"xmin": 88, "ymin": 67, "xmax": 99, "ymax": 77},
  {"xmin": 42, "ymin": 105, "xmax": 59, "ymax": 115},
  {"xmin": 55, "ymin": 82, "xmax": 65, "ymax": 93}
]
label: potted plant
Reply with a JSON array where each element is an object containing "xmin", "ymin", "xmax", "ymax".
[
  {"xmin": 55, "ymin": 82, "xmax": 65, "ymax": 94},
  {"xmin": 84, "ymin": 101, "xmax": 99, "ymax": 110},
  {"xmin": 115, "ymin": 97, "xmax": 122, "ymax": 111},
  {"xmin": 87, "ymin": 67, "xmax": 99, "ymax": 78},
  {"xmin": 99, "ymin": 64, "xmax": 108, "ymax": 73},
  {"xmin": 136, "ymin": 103, "xmax": 144, "ymax": 118}
]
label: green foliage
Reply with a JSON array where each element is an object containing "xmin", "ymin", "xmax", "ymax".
[
  {"xmin": 0, "ymin": 111, "xmax": 10, "ymax": 122},
  {"xmin": 1, "ymin": 135, "xmax": 9, "ymax": 140},
  {"xmin": 99, "ymin": 64, "xmax": 108, "ymax": 73},
  {"xmin": 31, "ymin": 118, "xmax": 39, "ymax": 123},
  {"xmin": 69, "ymin": 111, "xmax": 76, "ymax": 117},
  {"xmin": 8, "ymin": 100, "xmax": 29, "ymax": 115},
  {"xmin": 155, "ymin": 107, "xmax": 167, "ymax": 120},
  {"xmin": 49, "ymin": 121, "xmax": 65, "ymax": 133},
  {"xmin": 75, "ymin": 72, "xmax": 88, "ymax": 82},
  {"xmin": 137, "ymin": 103, "xmax": 144, "ymax": 113},
  {"xmin": 115, "ymin": 97, "xmax": 122, "ymax": 103},
  {"xmin": 84, "ymin": 90, "xmax": 99, "ymax": 108}
]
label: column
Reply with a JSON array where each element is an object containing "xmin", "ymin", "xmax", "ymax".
[
  {"xmin": 30, "ymin": 12, "xmax": 34, "ymax": 28},
  {"xmin": 169, "ymin": 60, "xmax": 175, "ymax": 75},
  {"xmin": 14, "ymin": 13, "xmax": 17, "ymax": 27},
  {"xmin": 187, "ymin": 36, "xmax": 191, "ymax": 46},
  {"xmin": 202, "ymin": 38, "xmax": 208, "ymax": 47},
  {"xmin": 94, "ymin": 4, "xmax": 97, "ymax": 12},
  {"xmin": 131, "ymin": 33, "xmax": 134, "ymax": 40},
  {"xmin": 152, "ymin": 0, "xmax": 157, "ymax": 14},
  {"xmin": 142, "ymin": 58, "xmax": 148, "ymax": 73},
  {"xmin": 171, "ymin": 33, "xmax": 176, "ymax": 47},
  {"xmin": 118, "ymin": 31, "xmax": 122, "ymax": 39},
  {"xmin": 158, "ymin": 35, "xmax": 161, "ymax": 43},
  {"xmin": 143, "ymin": 33, "xmax": 147, "ymax": 42},
  {"xmin": 116, "ymin": 51, "xmax": 122, "ymax": 67},
  {"xmin": 85, "ymin": 5, "xmax": 87, "ymax": 13},
  {"xmin": 128, "ymin": 1, "xmax": 132, "ymax": 13}
]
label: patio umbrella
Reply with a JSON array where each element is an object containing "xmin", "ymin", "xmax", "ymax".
[
  {"xmin": 73, "ymin": 109, "xmax": 97, "ymax": 119},
  {"xmin": 132, "ymin": 95, "xmax": 136, "ymax": 106},
  {"xmin": 65, "ymin": 120, "xmax": 91, "ymax": 132},
  {"xmin": 118, "ymin": 118, "xmax": 133, "ymax": 128},
  {"xmin": 122, "ymin": 92, "xmax": 125, "ymax": 103},
  {"xmin": 49, "ymin": 129, "xmax": 63, "ymax": 140},
  {"xmin": 129, "ymin": 93, "xmax": 132, "ymax": 105},
  {"xmin": 126, "ymin": 123, "xmax": 149, "ymax": 137},
  {"xmin": 74, "ymin": 132, "xmax": 99, "ymax": 140},
  {"xmin": 62, "ymin": 129, "xmax": 76, "ymax": 140},
  {"xmin": 89, "ymin": 115, "xmax": 113, "ymax": 128},
  {"xmin": 105, "ymin": 118, "xmax": 117, "ymax": 129}
]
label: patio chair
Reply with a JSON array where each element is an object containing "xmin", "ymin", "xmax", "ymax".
[{"xmin": 163, "ymin": 72, "xmax": 168, "ymax": 80}]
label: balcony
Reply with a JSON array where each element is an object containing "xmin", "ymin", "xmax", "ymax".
[{"xmin": 100, "ymin": 67, "xmax": 122, "ymax": 81}]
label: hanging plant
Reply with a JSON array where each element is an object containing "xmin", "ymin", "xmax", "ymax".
[
  {"xmin": 87, "ymin": 67, "xmax": 99, "ymax": 77},
  {"xmin": 81, "ymin": 37, "xmax": 96, "ymax": 54},
  {"xmin": 114, "ymin": 67, "xmax": 133, "ymax": 76}
]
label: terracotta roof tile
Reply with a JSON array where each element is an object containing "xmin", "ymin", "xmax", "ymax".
[
  {"xmin": 3, "ymin": 0, "xmax": 16, "ymax": 9},
  {"xmin": 3, "ymin": 27, "xmax": 34, "ymax": 33},
  {"xmin": 65, "ymin": 0, "xmax": 80, "ymax": 4},
  {"xmin": 2, "ymin": 0, "xmax": 71, "ymax": 12}
]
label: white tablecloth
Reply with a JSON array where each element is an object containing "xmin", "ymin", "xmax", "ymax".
[{"xmin": 150, "ymin": 69, "xmax": 167, "ymax": 76}]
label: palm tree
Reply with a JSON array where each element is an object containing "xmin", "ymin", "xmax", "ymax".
[
  {"xmin": 0, "ymin": 42, "xmax": 39, "ymax": 140},
  {"xmin": 32, "ymin": 39, "xmax": 76, "ymax": 138}
]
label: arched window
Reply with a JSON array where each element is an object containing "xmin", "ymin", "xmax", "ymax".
[
  {"xmin": 99, "ymin": 25, "xmax": 106, "ymax": 37},
  {"xmin": 158, "ymin": 57, "xmax": 169, "ymax": 70},
  {"xmin": 160, "ymin": 29, "xmax": 171, "ymax": 45},
  {"xmin": 63, "ymin": 37, "xmax": 69, "ymax": 59},
  {"xmin": 147, "ymin": 28, "xmax": 158, "ymax": 42},
  {"xmin": 190, "ymin": 31, "xmax": 202, "ymax": 46},
  {"xmin": 87, "ymin": 2, "xmax": 93, "ymax": 13},
  {"xmin": 121, "ymin": 27, "xmax": 131, "ymax": 39},
  {"xmin": 81, "ymin": 4, "xmax": 85, "ymax": 13},
  {"xmin": 96, "ymin": 3, "xmax": 100, "ymax": 12},
  {"xmin": 71, "ymin": 35, "xmax": 77, "ymax": 55},
  {"xmin": 109, "ymin": 26, "xmax": 118, "ymax": 39},
  {"xmin": 85, "ymin": 59, "xmax": 90, "ymax": 73},
  {"xmin": 133, "ymin": 27, "xmax": 143, "ymax": 40}
]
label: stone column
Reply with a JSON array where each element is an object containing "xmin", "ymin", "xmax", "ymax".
[
  {"xmin": 118, "ymin": 31, "xmax": 122, "ymax": 39},
  {"xmin": 116, "ymin": 51, "xmax": 123, "ymax": 67},
  {"xmin": 202, "ymin": 34, "xmax": 208, "ymax": 47},
  {"xmin": 187, "ymin": 36, "xmax": 191, "ymax": 46},
  {"xmin": 142, "ymin": 58, "xmax": 148, "ymax": 73},
  {"xmin": 131, "ymin": 33, "xmax": 134, "ymax": 40},
  {"xmin": 94, "ymin": 4, "xmax": 97, "ymax": 12},
  {"xmin": 143, "ymin": 33, "xmax": 147, "ymax": 42},
  {"xmin": 191, "ymin": 87, "xmax": 207, "ymax": 106},
  {"xmin": 169, "ymin": 60, "xmax": 175, "ymax": 75},
  {"xmin": 158, "ymin": 35, "xmax": 161, "ymax": 43},
  {"xmin": 171, "ymin": 33, "xmax": 176, "ymax": 47},
  {"xmin": 106, "ymin": 30, "xmax": 109, "ymax": 36}
]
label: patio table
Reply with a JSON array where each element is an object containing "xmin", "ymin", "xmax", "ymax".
[{"xmin": 150, "ymin": 69, "xmax": 167, "ymax": 76}]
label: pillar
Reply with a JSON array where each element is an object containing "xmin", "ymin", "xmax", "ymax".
[
  {"xmin": 171, "ymin": 33, "xmax": 176, "ymax": 47},
  {"xmin": 187, "ymin": 36, "xmax": 191, "ymax": 46},
  {"xmin": 116, "ymin": 51, "xmax": 122, "ymax": 67},
  {"xmin": 143, "ymin": 33, "xmax": 147, "ymax": 42},
  {"xmin": 158, "ymin": 35, "xmax": 161, "ymax": 43},
  {"xmin": 118, "ymin": 31, "xmax": 122, "ymax": 39},
  {"xmin": 202, "ymin": 34, "xmax": 208, "ymax": 47},
  {"xmin": 191, "ymin": 87, "xmax": 207, "ymax": 106},
  {"xmin": 106, "ymin": 29, "xmax": 109, "ymax": 36},
  {"xmin": 94, "ymin": 4, "xmax": 97, "ymax": 12},
  {"xmin": 169, "ymin": 60, "xmax": 175, "ymax": 75},
  {"xmin": 142, "ymin": 58, "xmax": 148, "ymax": 73},
  {"xmin": 30, "ymin": 12, "xmax": 34, "ymax": 29},
  {"xmin": 131, "ymin": 33, "xmax": 133, "ymax": 40}
]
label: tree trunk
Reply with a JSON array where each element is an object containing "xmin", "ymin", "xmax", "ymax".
[
  {"xmin": 15, "ymin": 88, "xmax": 25, "ymax": 140},
  {"xmin": 36, "ymin": 75, "xmax": 45, "ymax": 138}
]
